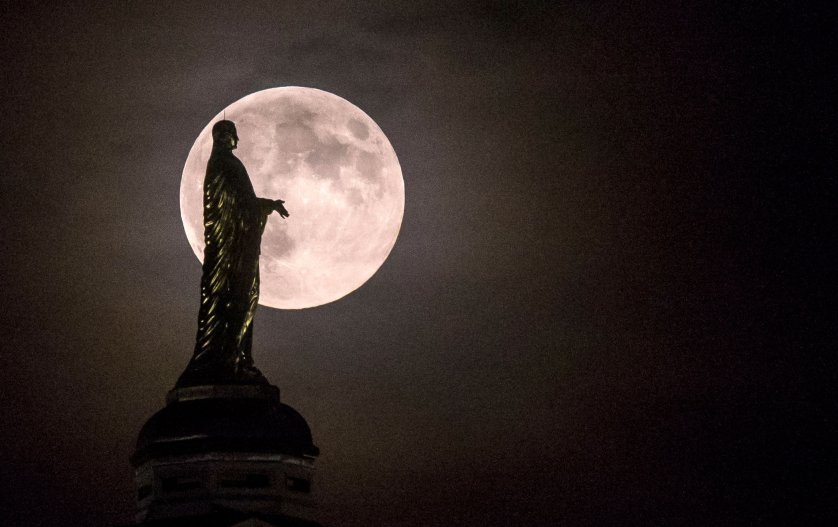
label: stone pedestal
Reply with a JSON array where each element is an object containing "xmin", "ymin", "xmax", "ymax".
[{"xmin": 131, "ymin": 384, "xmax": 319, "ymax": 525}]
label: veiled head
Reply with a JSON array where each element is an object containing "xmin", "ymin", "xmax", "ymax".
[{"xmin": 211, "ymin": 120, "xmax": 239, "ymax": 149}]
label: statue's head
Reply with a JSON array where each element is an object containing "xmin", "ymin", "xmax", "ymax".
[{"xmin": 212, "ymin": 120, "xmax": 239, "ymax": 150}]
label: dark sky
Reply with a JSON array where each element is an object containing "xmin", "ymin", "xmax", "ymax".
[{"xmin": 0, "ymin": 2, "xmax": 832, "ymax": 526}]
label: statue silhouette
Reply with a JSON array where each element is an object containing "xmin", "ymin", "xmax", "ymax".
[{"xmin": 177, "ymin": 120, "xmax": 288, "ymax": 387}]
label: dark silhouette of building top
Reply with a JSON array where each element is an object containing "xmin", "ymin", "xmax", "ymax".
[
  {"xmin": 131, "ymin": 385, "xmax": 320, "ymax": 525},
  {"xmin": 117, "ymin": 505, "xmax": 322, "ymax": 527},
  {"xmin": 133, "ymin": 385, "xmax": 319, "ymax": 466}
]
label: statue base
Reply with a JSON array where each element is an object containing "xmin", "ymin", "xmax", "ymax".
[
  {"xmin": 175, "ymin": 361, "xmax": 270, "ymax": 389},
  {"xmin": 166, "ymin": 383, "xmax": 280, "ymax": 404}
]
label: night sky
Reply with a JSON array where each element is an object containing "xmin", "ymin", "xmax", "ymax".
[{"xmin": 0, "ymin": 2, "xmax": 832, "ymax": 526}]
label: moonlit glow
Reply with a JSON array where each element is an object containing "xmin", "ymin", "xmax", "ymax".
[{"xmin": 180, "ymin": 87, "xmax": 405, "ymax": 309}]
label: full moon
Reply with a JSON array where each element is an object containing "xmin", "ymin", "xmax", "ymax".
[{"xmin": 180, "ymin": 87, "xmax": 404, "ymax": 309}]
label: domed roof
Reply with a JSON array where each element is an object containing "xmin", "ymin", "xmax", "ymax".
[{"xmin": 132, "ymin": 385, "xmax": 318, "ymax": 466}]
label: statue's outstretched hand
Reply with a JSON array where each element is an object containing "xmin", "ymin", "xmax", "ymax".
[{"xmin": 274, "ymin": 199, "xmax": 290, "ymax": 218}]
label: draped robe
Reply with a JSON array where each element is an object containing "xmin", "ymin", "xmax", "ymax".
[{"xmin": 177, "ymin": 141, "xmax": 269, "ymax": 387}]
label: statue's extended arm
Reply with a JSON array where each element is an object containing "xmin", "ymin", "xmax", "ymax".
[
  {"xmin": 258, "ymin": 198, "xmax": 289, "ymax": 219},
  {"xmin": 273, "ymin": 199, "xmax": 290, "ymax": 218},
  {"xmin": 257, "ymin": 198, "xmax": 289, "ymax": 233}
]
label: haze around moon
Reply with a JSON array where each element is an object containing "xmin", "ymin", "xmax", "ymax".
[{"xmin": 180, "ymin": 87, "xmax": 405, "ymax": 309}]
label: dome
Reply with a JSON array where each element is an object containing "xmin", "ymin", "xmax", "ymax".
[{"xmin": 132, "ymin": 385, "xmax": 319, "ymax": 466}]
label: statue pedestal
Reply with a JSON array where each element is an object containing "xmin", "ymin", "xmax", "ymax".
[
  {"xmin": 167, "ymin": 384, "xmax": 280, "ymax": 404},
  {"xmin": 131, "ymin": 383, "xmax": 319, "ymax": 525}
]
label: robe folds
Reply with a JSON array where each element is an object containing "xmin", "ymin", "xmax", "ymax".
[{"xmin": 177, "ymin": 142, "xmax": 268, "ymax": 387}]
